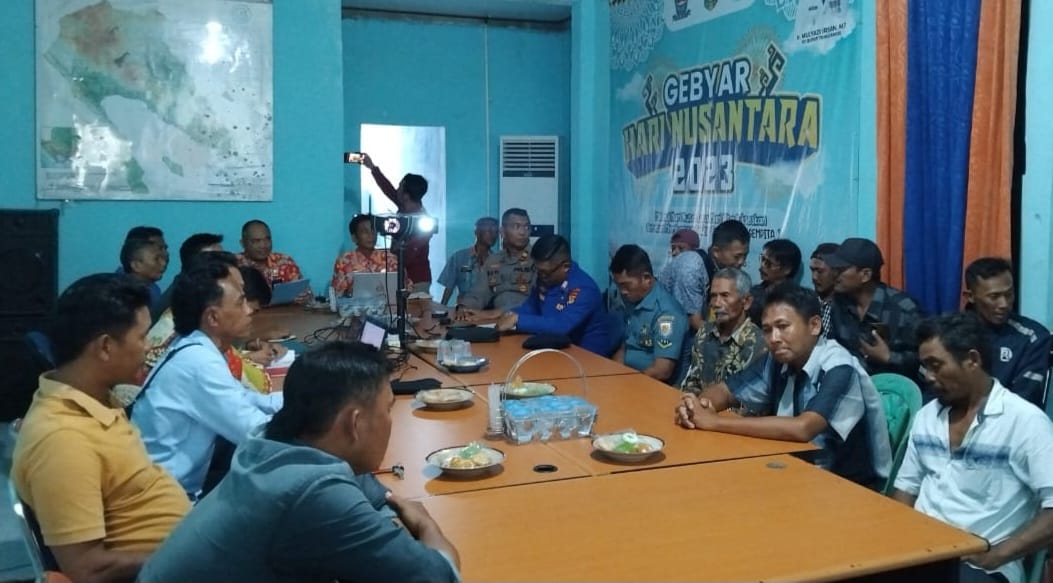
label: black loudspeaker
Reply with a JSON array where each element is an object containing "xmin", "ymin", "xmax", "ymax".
[
  {"xmin": 0, "ymin": 209, "xmax": 59, "ymax": 316},
  {"xmin": 0, "ymin": 209, "xmax": 58, "ymax": 420},
  {"xmin": 0, "ymin": 316, "xmax": 50, "ymax": 421}
]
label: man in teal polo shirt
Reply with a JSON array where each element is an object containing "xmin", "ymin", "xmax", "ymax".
[{"xmin": 609, "ymin": 244, "xmax": 689, "ymax": 384}]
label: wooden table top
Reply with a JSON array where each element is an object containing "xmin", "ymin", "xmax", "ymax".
[
  {"xmin": 376, "ymin": 394, "xmax": 589, "ymax": 499},
  {"xmin": 422, "ymin": 454, "xmax": 987, "ymax": 582},
  {"xmin": 411, "ymin": 334, "xmax": 638, "ymax": 386},
  {"xmin": 466, "ymin": 374, "xmax": 816, "ymax": 475}
]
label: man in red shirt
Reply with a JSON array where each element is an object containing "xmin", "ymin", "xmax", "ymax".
[{"xmin": 361, "ymin": 154, "xmax": 433, "ymax": 293}]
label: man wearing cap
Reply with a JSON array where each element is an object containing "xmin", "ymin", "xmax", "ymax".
[
  {"xmin": 658, "ymin": 229, "xmax": 709, "ymax": 330},
  {"xmin": 825, "ymin": 238, "xmax": 925, "ymax": 380}
]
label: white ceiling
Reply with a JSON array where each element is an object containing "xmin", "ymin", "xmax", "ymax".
[{"xmin": 342, "ymin": 0, "xmax": 573, "ymax": 22}]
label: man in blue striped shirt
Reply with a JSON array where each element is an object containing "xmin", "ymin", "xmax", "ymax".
[{"xmin": 675, "ymin": 283, "xmax": 891, "ymax": 488}]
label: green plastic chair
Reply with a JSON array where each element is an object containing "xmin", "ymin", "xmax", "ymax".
[
  {"xmin": 871, "ymin": 373, "xmax": 923, "ymax": 495},
  {"xmin": 1026, "ymin": 547, "xmax": 1048, "ymax": 583}
]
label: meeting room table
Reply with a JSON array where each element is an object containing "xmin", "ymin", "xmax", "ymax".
[{"xmin": 253, "ymin": 303, "xmax": 987, "ymax": 582}]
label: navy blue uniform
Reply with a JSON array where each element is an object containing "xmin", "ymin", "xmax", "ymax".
[
  {"xmin": 513, "ymin": 262, "xmax": 611, "ymax": 355},
  {"xmin": 987, "ymin": 314, "xmax": 1051, "ymax": 408}
]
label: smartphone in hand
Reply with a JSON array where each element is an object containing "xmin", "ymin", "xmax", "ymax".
[{"xmin": 344, "ymin": 152, "xmax": 365, "ymax": 164}]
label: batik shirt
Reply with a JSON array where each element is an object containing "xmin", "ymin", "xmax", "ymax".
[
  {"xmin": 237, "ymin": 252, "xmax": 304, "ymax": 285},
  {"xmin": 331, "ymin": 249, "xmax": 402, "ymax": 296},
  {"xmin": 681, "ymin": 317, "xmax": 766, "ymax": 394}
]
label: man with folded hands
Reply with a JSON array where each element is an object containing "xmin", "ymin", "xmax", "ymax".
[{"xmin": 675, "ymin": 283, "xmax": 891, "ymax": 489}]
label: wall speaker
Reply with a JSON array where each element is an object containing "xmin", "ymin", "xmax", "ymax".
[{"xmin": 0, "ymin": 209, "xmax": 59, "ymax": 316}]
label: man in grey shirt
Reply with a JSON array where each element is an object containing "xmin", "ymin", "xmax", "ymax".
[
  {"xmin": 438, "ymin": 216, "xmax": 498, "ymax": 305},
  {"xmin": 139, "ymin": 341, "xmax": 460, "ymax": 583}
]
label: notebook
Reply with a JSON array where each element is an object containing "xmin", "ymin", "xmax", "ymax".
[
  {"xmin": 270, "ymin": 279, "xmax": 311, "ymax": 306},
  {"xmin": 352, "ymin": 272, "xmax": 399, "ymax": 306}
]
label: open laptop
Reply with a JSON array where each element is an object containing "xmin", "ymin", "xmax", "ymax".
[
  {"xmin": 269, "ymin": 279, "xmax": 311, "ymax": 306},
  {"xmin": 337, "ymin": 315, "xmax": 388, "ymax": 350},
  {"xmin": 352, "ymin": 272, "xmax": 399, "ymax": 306}
]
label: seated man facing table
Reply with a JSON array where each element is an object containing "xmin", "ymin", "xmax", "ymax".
[
  {"xmin": 962, "ymin": 257, "xmax": 1051, "ymax": 408},
  {"xmin": 237, "ymin": 219, "xmax": 305, "ymax": 286},
  {"xmin": 609, "ymin": 244, "xmax": 689, "ymax": 384},
  {"xmin": 119, "ymin": 235, "xmax": 168, "ymax": 313},
  {"xmin": 13, "ymin": 274, "xmax": 190, "ymax": 583},
  {"xmin": 494, "ymin": 235, "xmax": 611, "ymax": 356},
  {"xmin": 132, "ymin": 252, "xmax": 283, "ymax": 497},
  {"xmin": 438, "ymin": 216, "xmax": 499, "ymax": 306},
  {"xmin": 892, "ymin": 313, "xmax": 1053, "ymax": 583},
  {"xmin": 675, "ymin": 283, "xmax": 892, "ymax": 489},
  {"xmin": 456, "ymin": 208, "xmax": 535, "ymax": 314},
  {"xmin": 680, "ymin": 267, "xmax": 767, "ymax": 394},
  {"xmin": 331, "ymin": 214, "xmax": 404, "ymax": 297},
  {"xmin": 138, "ymin": 341, "xmax": 460, "ymax": 583}
]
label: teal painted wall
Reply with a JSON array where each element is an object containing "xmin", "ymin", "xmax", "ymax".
[
  {"xmin": 342, "ymin": 15, "xmax": 571, "ymax": 259},
  {"xmin": 0, "ymin": 0, "xmax": 346, "ymax": 290},
  {"xmin": 1021, "ymin": 0, "xmax": 1053, "ymax": 325}
]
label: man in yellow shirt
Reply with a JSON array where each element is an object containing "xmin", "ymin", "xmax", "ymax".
[{"xmin": 12, "ymin": 273, "xmax": 190, "ymax": 583}]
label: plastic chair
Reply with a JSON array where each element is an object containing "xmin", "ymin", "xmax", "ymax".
[
  {"xmin": 871, "ymin": 373, "xmax": 923, "ymax": 495},
  {"xmin": 1026, "ymin": 547, "xmax": 1048, "ymax": 583},
  {"xmin": 7, "ymin": 480, "xmax": 50, "ymax": 583}
]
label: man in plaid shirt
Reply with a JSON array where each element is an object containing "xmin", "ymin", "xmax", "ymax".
[{"xmin": 824, "ymin": 238, "xmax": 925, "ymax": 381}]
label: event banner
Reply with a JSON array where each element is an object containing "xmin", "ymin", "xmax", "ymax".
[{"xmin": 609, "ymin": 0, "xmax": 860, "ymax": 281}]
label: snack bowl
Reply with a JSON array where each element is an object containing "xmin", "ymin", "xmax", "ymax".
[
  {"xmin": 591, "ymin": 432, "xmax": 664, "ymax": 463},
  {"xmin": 426, "ymin": 444, "xmax": 505, "ymax": 478},
  {"xmin": 412, "ymin": 339, "xmax": 441, "ymax": 353},
  {"xmin": 414, "ymin": 388, "xmax": 474, "ymax": 411},
  {"xmin": 502, "ymin": 381, "xmax": 557, "ymax": 399},
  {"xmin": 441, "ymin": 356, "xmax": 490, "ymax": 373}
]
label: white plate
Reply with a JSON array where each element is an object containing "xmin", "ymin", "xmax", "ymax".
[
  {"xmin": 502, "ymin": 382, "xmax": 556, "ymax": 398},
  {"xmin": 426, "ymin": 445, "xmax": 505, "ymax": 477},
  {"xmin": 412, "ymin": 339, "xmax": 441, "ymax": 352},
  {"xmin": 592, "ymin": 433, "xmax": 665, "ymax": 463},
  {"xmin": 441, "ymin": 356, "xmax": 490, "ymax": 373},
  {"xmin": 414, "ymin": 388, "xmax": 474, "ymax": 410}
]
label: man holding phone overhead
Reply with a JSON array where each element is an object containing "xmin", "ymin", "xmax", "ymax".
[
  {"xmin": 823, "ymin": 238, "xmax": 925, "ymax": 380},
  {"xmin": 357, "ymin": 153, "xmax": 434, "ymax": 293}
]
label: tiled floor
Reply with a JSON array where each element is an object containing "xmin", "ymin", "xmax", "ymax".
[{"xmin": 0, "ymin": 422, "xmax": 33, "ymax": 582}]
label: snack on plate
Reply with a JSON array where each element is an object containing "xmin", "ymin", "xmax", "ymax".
[
  {"xmin": 443, "ymin": 442, "xmax": 491, "ymax": 469},
  {"xmin": 612, "ymin": 432, "xmax": 654, "ymax": 454}
]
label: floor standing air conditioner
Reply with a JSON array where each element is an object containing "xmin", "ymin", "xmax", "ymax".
[{"xmin": 499, "ymin": 136, "xmax": 559, "ymax": 240}]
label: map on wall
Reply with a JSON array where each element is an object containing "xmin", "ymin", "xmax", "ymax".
[{"xmin": 36, "ymin": 0, "xmax": 273, "ymax": 201}]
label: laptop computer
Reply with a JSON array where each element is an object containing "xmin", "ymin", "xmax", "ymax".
[
  {"xmin": 336, "ymin": 315, "xmax": 388, "ymax": 350},
  {"xmin": 352, "ymin": 272, "xmax": 399, "ymax": 306},
  {"xmin": 269, "ymin": 279, "xmax": 311, "ymax": 306}
]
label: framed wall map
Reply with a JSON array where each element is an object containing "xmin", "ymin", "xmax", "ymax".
[{"xmin": 36, "ymin": 0, "xmax": 273, "ymax": 201}]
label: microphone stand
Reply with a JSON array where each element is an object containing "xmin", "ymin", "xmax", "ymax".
[{"xmin": 393, "ymin": 235, "xmax": 409, "ymax": 349}]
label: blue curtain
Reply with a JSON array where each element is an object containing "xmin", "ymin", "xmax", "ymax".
[{"xmin": 903, "ymin": 0, "xmax": 982, "ymax": 315}]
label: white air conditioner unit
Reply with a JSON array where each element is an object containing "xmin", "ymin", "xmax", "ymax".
[{"xmin": 499, "ymin": 136, "xmax": 559, "ymax": 239}]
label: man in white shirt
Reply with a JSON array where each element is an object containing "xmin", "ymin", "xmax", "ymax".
[
  {"xmin": 892, "ymin": 313, "xmax": 1053, "ymax": 583},
  {"xmin": 132, "ymin": 252, "xmax": 283, "ymax": 497}
]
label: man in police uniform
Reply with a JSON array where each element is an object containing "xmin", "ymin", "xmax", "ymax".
[
  {"xmin": 609, "ymin": 245, "xmax": 689, "ymax": 384},
  {"xmin": 456, "ymin": 208, "xmax": 535, "ymax": 316},
  {"xmin": 496, "ymin": 235, "xmax": 612, "ymax": 355},
  {"xmin": 963, "ymin": 257, "xmax": 1051, "ymax": 408}
]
